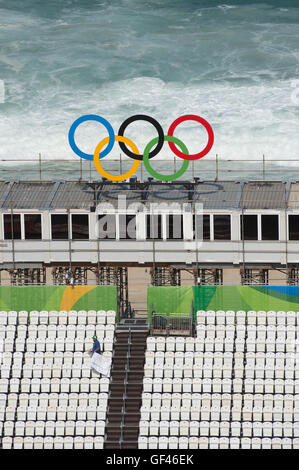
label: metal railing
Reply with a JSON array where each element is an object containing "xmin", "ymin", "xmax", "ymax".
[
  {"xmin": 1, "ymin": 154, "xmax": 299, "ymax": 181},
  {"xmin": 150, "ymin": 309, "xmax": 193, "ymax": 337}
]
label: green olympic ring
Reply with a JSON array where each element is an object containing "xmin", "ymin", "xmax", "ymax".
[{"xmin": 143, "ymin": 135, "xmax": 189, "ymax": 182}]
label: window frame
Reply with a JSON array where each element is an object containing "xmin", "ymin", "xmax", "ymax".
[
  {"xmin": 288, "ymin": 213, "xmax": 299, "ymax": 241},
  {"xmin": 50, "ymin": 213, "xmax": 69, "ymax": 240},
  {"xmin": 146, "ymin": 213, "xmax": 163, "ymax": 240},
  {"xmin": 2, "ymin": 212, "xmax": 43, "ymax": 241},
  {"xmin": 24, "ymin": 213, "xmax": 42, "ymax": 240},
  {"xmin": 119, "ymin": 214, "xmax": 137, "ymax": 240},
  {"xmin": 261, "ymin": 213, "xmax": 280, "ymax": 241},
  {"xmin": 71, "ymin": 213, "xmax": 90, "ymax": 240},
  {"xmin": 97, "ymin": 213, "xmax": 117, "ymax": 240},
  {"xmin": 240, "ymin": 214, "xmax": 258, "ymax": 241},
  {"xmin": 212, "ymin": 214, "xmax": 231, "ymax": 241},
  {"xmin": 193, "ymin": 213, "xmax": 211, "ymax": 240}
]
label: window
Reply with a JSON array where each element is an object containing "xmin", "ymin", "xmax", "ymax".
[
  {"xmin": 51, "ymin": 214, "xmax": 69, "ymax": 240},
  {"xmin": 193, "ymin": 214, "xmax": 210, "ymax": 240},
  {"xmin": 262, "ymin": 214, "xmax": 279, "ymax": 240},
  {"xmin": 4, "ymin": 214, "xmax": 21, "ymax": 239},
  {"xmin": 240, "ymin": 215, "xmax": 258, "ymax": 241},
  {"xmin": 97, "ymin": 214, "xmax": 116, "ymax": 239},
  {"xmin": 147, "ymin": 214, "xmax": 162, "ymax": 240},
  {"xmin": 119, "ymin": 215, "xmax": 136, "ymax": 239},
  {"xmin": 24, "ymin": 214, "xmax": 42, "ymax": 240},
  {"xmin": 289, "ymin": 215, "xmax": 299, "ymax": 240},
  {"xmin": 213, "ymin": 215, "xmax": 231, "ymax": 240},
  {"xmin": 167, "ymin": 215, "xmax": 183, "ymax": 240},
  {"xmin": 72, "ymin": 214, "xmax": 89, "ymax": 240}
]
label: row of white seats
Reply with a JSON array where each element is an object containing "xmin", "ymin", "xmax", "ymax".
[
  {"xmin": 196, "ymin": 331, "xmax": 299, "ymax": 342},
  {"xmin": 0, "ymin": 395, "xmax": 108, "ymax": 412},
  {"xmin": 0, "ymin": 310, "xmax": 116, "ymax": 326},
  {"xmin": 139, "ymin": 406, "xmax": 299, "ymax": 422},
  {"xmin": 1, "ymin": 359, "xmax": 111, "ymax": 373},
  {"xmin": 1, "ymin": 350, "xmax": 109, "ymax": 364},
  {"xmin": 145, "ymin": 350, "xmax": 298, "ymax": 365},
  {"xmin": 140, "ymin": 420, "xmax": 299, "ymax": 437},
  {"xmin": 143, "ymin": 378, "xmax": 236, "ymax": 393},
  {"xmin": 139, "ymin": 420, "xmax": 299, "ymax": 437},
  {"xmin": 169, "ymin": 342, "xmax": 299, "ymax": 354},
  {"xmin": 143, "ymin": 375, "xmax": 299, "ymax": 389},
  {"xmin": 143, "ymin": 365, "xmax": 299, "ymax": 379},
  {"xmin": 142, "ymin": 392, "xmax": 299, "ymax": 407},
  {"xmin": 143, "ymin": 345, "xmax": 299, "ymax": 371},
  {"xmin": 142, "ymin": 393, "xmax": 299, "ymax": 410},
  {"xmin": 1, "ymin": 340, "xmax": 113, "ymax": 353},
  {"xmin": 197, "ymin": 310, "xmax": 299, "ymax": 315},
  {"xmin": 196, "ymin": 325, "xmax": 299, "ymax": 338},
  {"xmin": 1, "ymin": 332, "xmax": 114, "ymax": 342},
  {"xmin": 145, "ymin": 350, "xmax": 298, "ymax": 358},
  {"xmin": 146, "ymin": 337, "xmax": 299, "ymax": 352},
  {"xmin": 142, "ymin": 378, "xmax": 299, "ymax": 394},
  {"xmin": 1, "ymin": 406, "xmax": 108, "ymax": 421},
  {"xmin": 1, "ymin": 436, "xmax": 104, "ymax": 449},
  {"xmin": 196, "ymin": 310, "xmax": 299, "ymax": 325},
  {"xmin": 1, "ymin": 366, "xmax": 111, "ymax": 380},
  {"xmin": 138, "ymin": 436, "xmax": 299, "ymax": 449},
  {"xmin": 1, "ymin": 364, "xmax": 109, "ymax": 381},
  {"xmin": 1, "ymin": 420, "xmax": 106, "ymax": 436},
  {"xmin": 197, "ymin": 323, "xmax": 299, "ymax": 331},
  {"xmin": 0, "ymin": 323, "xmax": 115, "ymax": 334},
  {"xmin": 0, "ymin": 377, "xmax": 109, "ymax": 394}
]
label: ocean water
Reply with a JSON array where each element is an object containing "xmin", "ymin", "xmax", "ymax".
[{"xmin": 0, "ymin": 0, "xmax": 299, "ymax": 180}]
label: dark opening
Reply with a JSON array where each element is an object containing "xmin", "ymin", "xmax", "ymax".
[
  {"xmin": 119, "ymin": 215, "xmax": 136, "ymax": 239},
  {"xmin": 289, "ymin": 215, "xmax": 299, "ymax": 240},
  {"xmin": 51, "ymin": 214, "xmax": 69, "ymax": 240},
  {"xmin": 4, "ymin": 214, "xmax": 21, "ymax": 240},
  {"xmin": 213, "ymin": 215, "xmax": 231, "ymax": 240},
  {"xmin": 167, "ymin": 214, "xmax": 183, "ymax": 240},
  {"xmin": 147, "ymin": 214, "xmax": 162, "ymax": 240},
  {"xmin": 240, "ymin": 215, "xmax": 258, "ymax": 240},
  {"xmin": 71, "ymin": 214, "xmax": 89, "ymax": 240},
  {"xmin": 24, "ymin": 214, "xmax": 42, "ymax": 240},
  {"xmin": 261, "ymin": 214, "xmax": 279, "ymax": 240},
  {"xmin": 193, "ymin": 214, "xmax": 210, "ymax": 240},
  {"xmin": 98, "ymin": 214, "xmax": 116, "ymax": 239}
]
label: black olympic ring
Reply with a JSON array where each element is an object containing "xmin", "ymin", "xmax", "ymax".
[{"xmin": 118, "ymin": 114, "xmax": 165, "ymax": 161}]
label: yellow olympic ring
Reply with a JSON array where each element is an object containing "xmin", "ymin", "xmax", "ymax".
[{"xmin": 93, "ymin": 135, "xmax": 140, "ymax": 182}]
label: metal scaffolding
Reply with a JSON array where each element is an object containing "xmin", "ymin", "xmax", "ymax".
[
  {"xmin": 8, "ymin": 267, "xmax": 46, "ymax": 286},
  {"xmin": 194, "ymin": 268, "xmax": 223, "ymax": 286},
  {"xmin": 241, "ymin": 268, "xmax": 269, "ymax": 286},
  {"xmin": 151, "ymin": 266, "xmax": 181, "ymax": 286},
  {"xmin": 288, "ymin": 268, "xmax": 299, "ymax": 286},
  {"xmin": 52, "ymin": 267, "xmax": 88, "ymax": 286},
  {"xmin": 96, "ymin": 266, "xmax": 130, "ymax": 319}
]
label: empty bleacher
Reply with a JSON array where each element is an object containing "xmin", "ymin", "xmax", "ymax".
[
  {"xmin": 0, "ymin": 309, "xmax": 116, "ymax": 449},
  {"xmin": 139, "ymin": 310, "xmax": 299, "ymax": 449}
]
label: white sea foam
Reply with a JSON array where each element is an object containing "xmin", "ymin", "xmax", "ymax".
[{"xmin": 0, "ymin": 1, "xmax": 298, "ymax": 167}]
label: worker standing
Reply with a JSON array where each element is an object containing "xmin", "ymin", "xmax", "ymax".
[{"xmin": 92, "ymin": 335, "xmax": 102, "ymax": 355}]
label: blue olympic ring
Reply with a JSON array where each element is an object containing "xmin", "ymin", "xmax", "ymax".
[{"xmin": 68, "ymin": 114, "xmax": 115, "ymax": 161}]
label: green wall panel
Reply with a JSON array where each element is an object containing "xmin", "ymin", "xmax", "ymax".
[{"xmin": 0, "ymin": 286, "xmax": 118, "ymax": 317}]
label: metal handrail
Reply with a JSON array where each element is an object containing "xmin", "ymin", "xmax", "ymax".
[{"xmin": 1, "ymin": 155, "xmax": 299, "ymax": 183}]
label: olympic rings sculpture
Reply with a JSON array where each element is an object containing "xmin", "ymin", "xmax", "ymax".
[{"xmin": 68, "ymin": 114, "xmax": 214, "ymax": 182}]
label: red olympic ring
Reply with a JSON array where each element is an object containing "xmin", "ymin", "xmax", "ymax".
[{"xmin": 167, "ymin": 114, "xmax": 214, "ymax": 161}]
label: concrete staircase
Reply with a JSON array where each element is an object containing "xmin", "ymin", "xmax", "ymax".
[{"xmin": 104, "ymin": 328, "xmax": 148, "ymax": 449}]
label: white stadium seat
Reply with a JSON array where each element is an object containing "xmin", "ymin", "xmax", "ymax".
[
  {"xmin": 137, "ymin": 309, "xmax": 299, "ymax": 449},
  {"xmin": 2, "ymin": 307, "xmax": 299, "ymax": 449}
]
